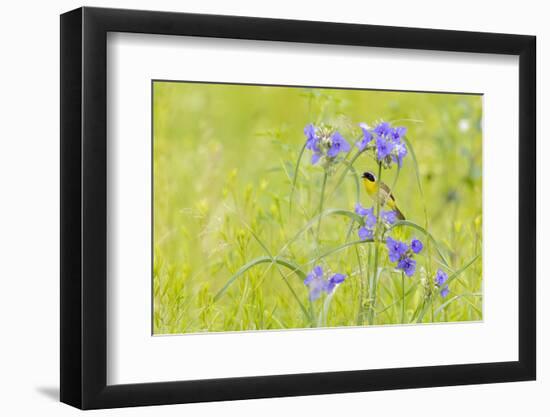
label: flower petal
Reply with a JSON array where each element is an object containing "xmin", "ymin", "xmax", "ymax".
[
  {"xmin": 311, "ymin": 152, "xmax": 321, "ymax": 165},
  {"xmin": 358, "ymin": 227, "xmax": 373, "ymax": 241},
  {"xmin": 309, "ymin": 287, "xmax": 323, "ymax": 301},
  {"xmin": 411, "ymin": 238, "xmax": 423, "ymax": 254},
  {"xmin": 329, "ymin": 273, "xmax": 346, "ymax": 284}
]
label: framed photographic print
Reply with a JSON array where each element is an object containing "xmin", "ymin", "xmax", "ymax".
[{"xmin": 60, "ymin": 6, "xmax": 536, "ymax": 409}]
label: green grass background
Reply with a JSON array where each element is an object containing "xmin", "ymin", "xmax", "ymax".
[{"xmin": 153, "ymin": 81, "xmax": 482, "ymax": 334}]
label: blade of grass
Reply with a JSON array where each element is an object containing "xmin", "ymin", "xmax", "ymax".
[
  {"xmin": 401, "ymin": 271, "xmax": 405, "ymax": 323},
  {"xmin": 436, "ymin": 254, "xmax": 480, "ymax": 296},
  {"xmin": 316, "ymin": 171, "xmax": 328, "ymax": 246},
  {"xmin": 319, "ymin": 291, "xmax": 336, "ymax": 327},
  {"xmin": 328, "ymin": 148, "xmax": 366, "ymax": 198},
  {"xmin": 434, "ymin": 292, "xmax": 482, "ymax": 317},
  {"xmin": 376, "ymin": 281, "xmax": 419, "ymax": 315},
  {"xmin": 245, "ymin": 225, "xmax": 311, "ymax": 321},
  {"xmin": 213, "ymin": 256, "xmax": 307, "ymax": 302},
  {"xmin": 288, "ymin": 142, "xmax": 306, "ymax": 216},
  {"xmin": 403, "ymin": 136, "xmax": 424, "ymax": 197},
  {"xmin": 338, "ymin": 159, "xmax": 361, "ymax": 203},
  {"xmin": 307, "ymin": 239, "xmax": 374, "ymax": 265},
  {"xmin": 390, "ymin": 164, "xmax": 401, "ymax": 198},
  {"xmin": 279, "ymin": 208, "xmax": 364, "ymax": 255}
]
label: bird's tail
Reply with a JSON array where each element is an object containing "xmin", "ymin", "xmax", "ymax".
[{"xmin": 394, "ymin": 206, "xmax": 405, "ymax": 221}]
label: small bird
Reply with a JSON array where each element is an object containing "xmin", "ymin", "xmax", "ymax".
[{"xmin": 362, "ymin": 171, "xmax": 405, "ymax": 220}]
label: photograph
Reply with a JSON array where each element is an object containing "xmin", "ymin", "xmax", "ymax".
[
  {"xmin": 152, "ymin": 81, "xmax": 483, "ymax": 335},
  {"xmin": 0, "ymin": 0, "xmax": 542, "ymax": 414}
]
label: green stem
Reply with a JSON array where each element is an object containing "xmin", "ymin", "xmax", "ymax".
[
  {"xmin": 316, "ymin": 171, "xmax": 328, "ymax": 246},
  {"xmin": 328, "ymin": 146, "xmax": 367, "ymax": 199},
  {"xmin": 355, "ymin": 245, "xmax": 365, "ymax": 325},
  {"xmin": 288, "ymin": 143, "xmax": 307, "ymax": 217},
  {"xmin": 366, "ymin": 243, "xmax": 374, "ymax": 325},
  {"xmin": 367, "ymin": 162, "xmax": 383, "ymax": 324},
  {"xmin": 320, "ymin": 292, "xmax": 335, "ymax": 327},
  {"xmin": 401, "ymin": 272, "xmax": 405, "ymax": 323},
  {"xmin": 309, "ymin": 299, "xmax": 316, "ymax": 328}
]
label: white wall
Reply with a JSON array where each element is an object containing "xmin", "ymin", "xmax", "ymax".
[{"xmin": 0, "ymin": 0, "xmax": 545, "ymax": 415}]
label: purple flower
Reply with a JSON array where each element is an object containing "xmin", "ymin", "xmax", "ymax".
[
  {"xmin": 355, "ymin": 203, "xmax": 376, "ymax": 227},
  {"xmin": 327, "ymin": 131, "xmax": 351, "ymax": 157},
  {"xmin": 326, "ymin": 273, "xmax": 347, "ymax": 294},
  {"xmin": 304, "ymin": 266, "xmax": 326, "ymax": 301},
  {"xmin": 434, "ymin": 269, "xmax": 449, "ymax": 297},
  {"xmin": 393, "ymin": 141, "xmax": 408, "ymax": 167},
  {"xmin": 358, "ymin": 226, "xmax": 373, "ymax": 241},
  {"xmin": 304, "ymin": 124, "xmax": 323, "ymax": 165},
  {"xmin": 386, "ymin": 237, "xmax": 408, "ymax": 262},
  {"xmin": 381, "ymin": 210, "xmax": 397, "ymax": 225},
  {"xmin": 376, "ymin": 136, "xmax": 392, "ymax": 160},
  {"xmin": 311, "ymin": 151, "xmax": 322, "ymax": 165},
  {"xmin": 364, "ymin": 210, "xmax": 376, "ymax": 228},
  {"xmin": 304, "ymin": 123, "xmax": 319, "ymax": 151},
  {"xmin": 355, "ymin": 203, "xmax": 376, "ymax": 238},
  {"xmin": 435, "ymin": 269, "xmax": 448, "ymax": 286},
  {"xmin": 356, "ymin": 121, "xmax": 408, "ymax": 167},
  {"xmin": 354, "ymin": 202, "xmax": 370, "ymax": 216},
  {"xmin": 397, "ymin": 257, "xmax": 416, "ymax": 277},
  {"xmin": 390, "ymin": 126, "xmax": 407, "ymax": 143},
  {"xmin": 356, "ymin": 123, "xmax": 373, "ymax": 151},
  {"xmin": 304, "ymin": 266, "xmax": 347, "ymax": 300},
  {"xmin": 411, "ymin": 238, "xmax": 423, "ymax": 254},
  {"xmin": 374, "ymin": 121, "xmax": 392, "ymax": 137}
]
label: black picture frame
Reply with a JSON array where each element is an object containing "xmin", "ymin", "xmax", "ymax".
[{"xmin": 60, "ymin": 6, "xmax": 536, "ymax": 410}]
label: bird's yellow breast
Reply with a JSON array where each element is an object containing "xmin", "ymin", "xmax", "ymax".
[{"xmin": 363, "ymin": 179, "xmax": 378, "ymax": 197}]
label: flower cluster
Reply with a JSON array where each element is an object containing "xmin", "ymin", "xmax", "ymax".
[
  {"xmin": 434, "ymin": 269, "xmax": 450, "ymax": 297},
  {"xmin": 304, "ymin": 123, "xmax": 351, "ymax": 168},
  {"xmin": 381, "ymin": 210, "xmax": 398, "ymax": 225},
  {"xmin": 355, "ymin": 203, "xmax": 376, "ymax": 240},
  {"xmin": 355, "ymin": 203, "xmax": 398, "ymax": 241},
  {"xmin": 355, "ymin": 121, "xmax": 408, "ymax": 168},
  {"xmin": 385, "ymin": 236, "xmax": 423, "ymax": 277},
  {"xmin": 304, "ymin": 265, "xmax": 347, "ymax": 301}
]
